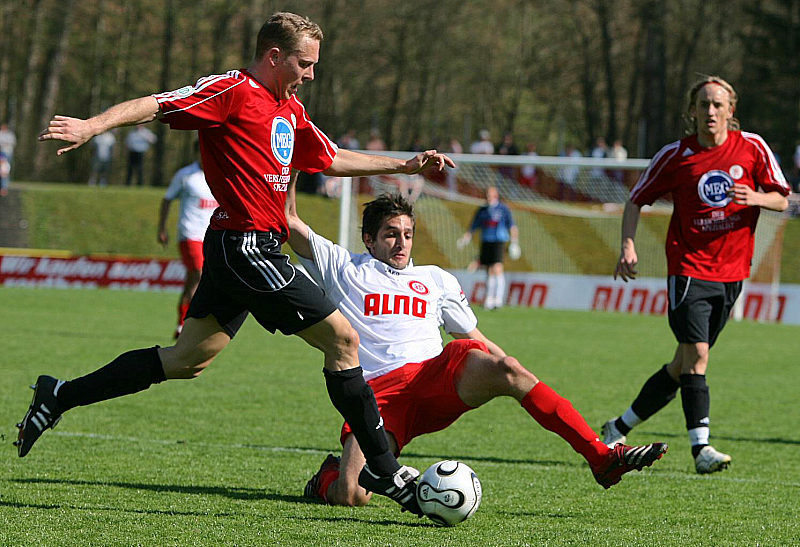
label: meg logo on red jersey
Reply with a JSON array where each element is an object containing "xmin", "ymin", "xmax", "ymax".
[
  {"xmin": 697, "ymin": 170, "xmax": 733, "ymax": 207},
  {"xmin": 271, "ymin": 117, "xmax": 295, "ymax": 166}
]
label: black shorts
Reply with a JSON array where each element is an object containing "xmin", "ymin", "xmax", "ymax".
[
  {"xmin": 186, "ymin": 229, "xmax": 337, "ymax": 337},
  {"xmin": 479, "ymin": 241, "xmax": 505, "ymax": 266},
  {"xmin": 667, "ymin": 275, "xmax": 742, "ymax": 348}
]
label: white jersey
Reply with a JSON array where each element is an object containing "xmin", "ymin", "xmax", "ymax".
[
  {"xmin": 164, "ymin": 162, "xmax": 218, "ymax": 241},
  {"xmin": 300, "ymin": 228, "xmax": 478, "ymax": 381}
]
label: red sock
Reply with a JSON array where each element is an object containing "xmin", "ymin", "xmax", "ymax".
[
  {"xmin": 317, "ymin": 468, "xmax": 340, "ymax": 503},
  {"xmin": 177, "ymin": 298, "xmax": 190, "ymax": 326},
  {"xmin": 520, "ymin": 382, "xmax": 609, "ymax": 468}
]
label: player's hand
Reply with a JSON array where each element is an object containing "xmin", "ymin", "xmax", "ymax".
[
  {"xmin": 614, "ymin": 245, "xmax": 638, "ymax": 281},
  {"xmin": 727, "ymin": 183, "xmax": 760, "ymax": 207},
  {"xmin": 157, "ymin": 230, "xmax": 168, "ymax": 248},
  {"xmin": 456, "ymin": 234, "xmax": 471, "ymax": 249},
  {"xmin": 405, "ymin": 150, "xmax": 456, "ymax": 174},
  {"xmin": 508, "ymin": 241, "xmax": 521, "ymax": 260},
  {"xmin": 38, "ymin": 115, "xmax": 96, "ymax": 155}
]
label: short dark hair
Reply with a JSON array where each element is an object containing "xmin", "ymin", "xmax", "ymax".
[
  {"xmin": 361, "ymin": 193, "xmax": 415, "ymax": 242},
  {"xmin": 255, "ymin": 12, "xmax": 323, "ymax": 60}
]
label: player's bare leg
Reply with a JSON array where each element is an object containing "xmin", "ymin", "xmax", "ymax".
[
  {"xmin": 456, "ymin": 350, "xmax": 667, "ymax": 488},
  {"xmin": 158, "ymin": 315, "xmax": 231, "ymax": 378},
  {"xmin": 175, "ymin": 268, "xmax": 202, "ymax": 339},
  {"xmin": 16, "ymin": 315, "xmax": 229, "ymax": 457}
]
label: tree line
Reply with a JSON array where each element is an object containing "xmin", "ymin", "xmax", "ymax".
[{"xmin": 1, "ymin": 0, "xmax": 798, "ymax": 186}]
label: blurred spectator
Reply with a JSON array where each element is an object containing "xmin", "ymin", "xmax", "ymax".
[
  {"xmin": 0, "ymin": 151, "xmax": 9, "ymax": 197},
  {"xmin": 88, "ymin": 130, "xmax": 116, "ymax": 187},
  {"xmin": 337, "ymin": 129, "xmax": 360, "ymax": 150},
  {"xmin": 470, "ymin": 129, "xmax": 494, "ymax": 154},
  {"xmin": 519, "ymin": 142, "xmax": 539, "ymax": 189},
  {"xmin": 125, "ymin": 125, "xmax": 157, "ymax": 186},
  {"xmin": 496, "ymin": 131, "xmax": 519, "ymax": 180},
  {"xmin": 558, "ymin": 144, "xmax": 582, "ymax": 200},
  {"xmin": 398, "ymin": 174, "xmax": 424, "ymax": 202},
  {"xmin": 590, "ymin": 137, "xmax": 608, "ymax": 178},
  {"xmin": 444, "ymin": 137, "xmax": 463, "ymax": 195},
  {"xmin": 793, "ymin": 143, "xmax": 800, "ymax": 192},
  {"xmin": 610, "ymin": 139, "xmax": 628, "ymax": 183},
  {"xmin": 446, "ymin": 136, "xmax": 463, "ymax": 154},
  {"xmin": 297, "ymin": 170, "xmax": 324, "ymax": 195},
  {"xmin": 408, "ymin": 135, "xmax": 425, "ymax": 152},
  {"xmin": 365, "ymin": 129, "xmax": 386, "ymax": 151},
  {"xmin": 0, "ymin": 123, "xmax": 16, "ymax": 184}
]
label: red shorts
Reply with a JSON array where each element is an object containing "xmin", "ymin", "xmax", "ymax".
[
  {"xmin": 179, "ymin": 239, "xmax": 204, "ymax": 272},
  {"xmin": 341, "ymin": 338, "xmax": 488, "ymax": 453}
]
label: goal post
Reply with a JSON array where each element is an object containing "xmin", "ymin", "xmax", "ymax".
[{"xmin": 333, "ymin": 151, "xmax": 790, "ymax": 323}]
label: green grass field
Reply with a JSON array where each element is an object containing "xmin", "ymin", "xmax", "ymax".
[{"xmin": 1, "ymin": 287, "xmax": 798, "ymax": 546}]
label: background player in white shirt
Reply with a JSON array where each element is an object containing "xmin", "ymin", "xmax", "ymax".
[
  {"xmin": 288, "ymin": 190, "xmax": 668, "ymax": 507},
  {"xmin": 158, "ymin": 141, "xmax": 218, "ymax": 338}
]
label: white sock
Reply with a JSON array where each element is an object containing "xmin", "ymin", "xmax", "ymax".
[
  {"xmin": 494, "ymin": 274, "xmax": 506, "ymax": 307},
  {"xmin": 688, "ymin": 426, "xmax": 710, "ymax": 447},
  {"xmin": 620, "ymin": 407, "xmax": 643, "ymax": 429},
  {"xmin": 486, "ymin": 275, "xmax": 497, "ymax": 307}
]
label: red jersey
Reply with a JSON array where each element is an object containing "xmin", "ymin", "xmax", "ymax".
[
  {"xmin": 630, "ymin": 131, "xmax": 791, "ymax": 282},
  {"xmin": 154, "ymin": 70, "xmax": 338, "ymax": 237}
]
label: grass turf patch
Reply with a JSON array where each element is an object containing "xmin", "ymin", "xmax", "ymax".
[{"xmin": 1, "ymin": 287, "xmax": 798, "ymax": 545}]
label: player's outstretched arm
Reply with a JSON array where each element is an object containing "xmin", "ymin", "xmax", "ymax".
[
  {"xmin": 285, "ymin": 170, "xmax": 313, "ymax": 259},
  {"xmin": 614, "ymin": 200, "xmax": 641, "ymax": 282},
  {"xmin": 323, "ymin": 148, "xmax": 455, "ymax": 177},
  {"xmin": 39, "ymin": 96, "xmax": 160, "ymax": 156}
]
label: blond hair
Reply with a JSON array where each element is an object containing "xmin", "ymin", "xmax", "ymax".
[
  {"xmin": 683, "ymin": 75, "xmax": 740, "ymax": 135},
  {"xmin": 255, "ymin": 12, "xmax": 323, "ymax": 60}
]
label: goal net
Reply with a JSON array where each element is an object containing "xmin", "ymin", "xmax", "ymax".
[{"xmin": 330, "ymin": 152, "xmax": 788, "ymax": 321}]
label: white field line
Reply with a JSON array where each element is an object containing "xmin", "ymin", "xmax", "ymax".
[{"xmin": 51, "ymin": 431, "xmax": 800, "ymax": 488}]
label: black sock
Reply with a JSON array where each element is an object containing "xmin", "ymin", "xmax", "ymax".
[
  {"xmin": 324, "ymin": 367, "xmax": 398, "ymax": 476},
  {"xmin": 691, "ymin": 444, "xmax": 707, "ymax": 458},
  {"xmin": 614, "ymin": 417, "xmax": 632, "ymax": 435},
  {"xmin": 57, "ymin": 347, "xmax": 166, "ymax": 411},
  {"xmin": 629, "ymin": 364, "xmax": 680, "ymax": 423},
  {"xmin": 680, "ymin": 373, "xmax": 710, "ymax": 455}
]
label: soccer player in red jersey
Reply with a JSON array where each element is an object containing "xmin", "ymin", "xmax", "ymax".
[
  {"xmin": 21, "ymin": 12, "xmax": 454, "ymax": 515},
  {"xmin": 601, "ymin": 76, "xmax": 791, "ymax": 474}
]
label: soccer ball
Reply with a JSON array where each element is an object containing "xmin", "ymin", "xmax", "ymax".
[{"xmin": 416, "ymin": 460, "xmax": 482, "ymax": 526}]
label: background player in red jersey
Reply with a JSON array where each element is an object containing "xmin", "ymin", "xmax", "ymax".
[
  {"xmin": 602, "ymin": 76, "xmax": 791, "ymax": 474},
  {"xmin": 288, "ymin": 191, "xmax": 667, "ymax": 507},
  {"xmin": 21, "ymin": 12, "xmax": 454, "ymax": 515}
]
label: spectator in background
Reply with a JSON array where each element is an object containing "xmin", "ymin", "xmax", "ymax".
[
  {"xmin": 496, "ymin": 132, "xmax": 519, "ymax": 156},
  {"xmin": 496, "ymin": 132, "xmax": 520, "ymax": 180},
  {"xmin": 125, "ymin": 125, "xmax": 157, "ymax": 186},
  {"xmin": 408, "ymin": 136, "xmax": 425, "ymax": 152},
  {"xmin": 337, "ymin": 129, "xmax": 360, "ymax": 150},
  {"xmin": 88, "ymin": 130, "xmax": 116, "ymax": 187},
  {"xmin": 610, "ymin": 139, "xmax": 628, "ymax": 184},
  {"xmin": 590, "ymin": 137, "xmax": 608, "ymax": 179},
  {"xmin": 365, "ymin": 129, "xmax": 386, "ymax": 151},
  {"xmin": 157, "ymin": 141, "xmax": 218, "ymax": 339},
  {"xmin": 457, "ymin": 185, "xmax": 519, "ymax": 310},
  {"xmin": 0, "ymin": 123, "xmax": 17, "ymax": 184},
  {"xmin": 558, "ymin": 143, "xmax": 582, "ymax": 200},
  {"xmin": 519, "ymin": 142, "xmax": 539, "ymax": 189},
  {"xmin": 0, "ymin": 151, "xmax": 10, "ymax": 197},
  {"xmin": 470, "ymin": 129, "xmax": 494, "ymax": 155},
  {"xmin": 793, "ymin": 143, "xmax": 800, "ymax": 192}
]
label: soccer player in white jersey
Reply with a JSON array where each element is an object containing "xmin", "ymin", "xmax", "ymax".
[
  {"xmin": 287, "ymin": 190, "xmax": 669, "ymax": 507},
  {"xmin": 602, "ymin": 76, "xmax": 790, "ymax": 474},
  {"xmin": 157, "ymin": 141, "xmax": 219, "ymax": 338},
  {"xmin": 22, "ymin": 12, "xmax": 455, "ymax": 515}
]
